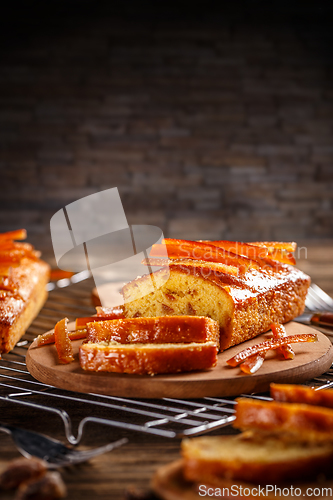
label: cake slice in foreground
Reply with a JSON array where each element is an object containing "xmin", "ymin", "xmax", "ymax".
[
  {"xmin": 270, "ymin": 383, "xmax": 333, "ymax": 408},
  {"xmin": 181, "ymin": 434, "xmax": 333, "ymax": 485},
  {"xmin": 181, "ymin": 386, "xmax": 333, "ymax": 487},
  {"xmin": 234, "ymin": 397, "xmax": 333, "ymax": 443}
]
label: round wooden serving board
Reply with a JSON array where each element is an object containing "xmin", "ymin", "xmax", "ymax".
[{"xmin": 26, "ymin": 322, "xmax": 333, "ymax": 399}]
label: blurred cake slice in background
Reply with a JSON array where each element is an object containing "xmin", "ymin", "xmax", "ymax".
[{"xmin": 0, "ymin": 229, "xmax": 50, "ymax": 353}]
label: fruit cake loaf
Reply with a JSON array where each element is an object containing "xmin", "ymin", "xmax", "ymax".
[
  {"xmin": 122, "ymin": 259, "xmax": 310, "ymax": 350},
  {"xmin": 0, "ymin": 230, "xmax": 50, "ymax": 354}
]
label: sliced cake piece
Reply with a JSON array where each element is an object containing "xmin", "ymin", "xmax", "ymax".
[
  {"xmin": 181, "ymin": 433, "xmax": 333, "ymax": 485},
  {"xmin": 79, "ymin": 341, "xmax": 218, "ymax": 376},
  {"xmin": 271, "ymin": 383, "xmax": 333, "ymax": 408},
  {"xmin": 234, "ymin": 397, "xmax": 333, "ymax": 443},
  {"xmin": 85, "ymin": 315, "xmax": 219, "ymax": 348},
  {"xmin": 0, "ymin": 257, "xmax": 50, "ymax": 353}
]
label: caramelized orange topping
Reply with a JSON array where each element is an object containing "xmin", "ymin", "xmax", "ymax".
[
  {"xmin": 0, "ymin": 229, "xmax": 42, "ymax": 298},
  {"xmin": 150, "ymin": 239, "xmax": 297, "ymax": 271},
  {"xmin": 150, "ymin": 239, "xmax": 257, "ymax": 274},
  {"xmin": 250, "ymin": 241, "xmax": 297, "ymax": 252},
  {"xmin": 250, "ymin": 242, "xmax": 297, "ymax": 265},
  {"xmin": 209, "ymin": 240, "xmax": 269, "ymax": 259}
]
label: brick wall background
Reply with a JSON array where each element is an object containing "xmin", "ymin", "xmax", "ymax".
[{"xmin": 0, "ymin": 1, "xmax": 333, "ymax": 254}]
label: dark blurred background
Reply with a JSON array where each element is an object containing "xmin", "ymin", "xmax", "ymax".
[{"xmin": 1, "ymin": 1, "xmax": 333, "ymax": 255}]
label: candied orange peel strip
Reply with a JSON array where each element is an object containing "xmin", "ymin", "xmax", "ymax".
[
  {"xmin": 240, "ymin": 352, "xmax": 266, "ymax": 375},
  {"xmin": 271, "ymin": 323, "xmax": 295, "ymax": 360},
  {"xmin": 249, "ymin": 241, "xmax": 297, "ymax": 265},
  {"xmin": 266, "ymin": 249, "xmax": 296, "ymax": 265},
  {"xmin": 0, "ymin": 229, "xmax": 27, "ymax": 242},
  {"xmin": 150, "ymin": 238, "xmax": 297, "ymax": 269},
  {"xmin": 54, "ymin": 318, "xmax": 74, "ymax": 364},
  {"xmin": 209, "ymin": 240, "xmax": 269, "ymax": 259},
  {"xmin": 240, "ymin": 323, "xmax": 295, "ymax": 374},
  {"xmin": 151, "ymin": 239, "xmax": 256, "ymax": 273},
  {"xmin": 37, "ymin": 329, "xmax": 87, "ymax": 347},
  {"xmin": 36, "ymin": 307, "xmax": 125, "ymax": 346},
  {"xmin": 227, "ymin": 333, "xmax": 317, "ymax": 368},
  {"xmin": 250, "ymin": 241, "xmax": 297, "ymax": 252}
]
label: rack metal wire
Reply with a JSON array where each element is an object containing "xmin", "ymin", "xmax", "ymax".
[{"xmin": 1, "ymin": 278, "xmax": 333, "ymax": 444}]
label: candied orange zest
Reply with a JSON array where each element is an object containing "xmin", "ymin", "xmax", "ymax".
[
  {"xmin": 54, "ymin": 318, "xmax": 74, "ymax": 364},
  {"xmin": 250, "ymin": 241, "xmax": 297, "ymax": 252},
  {"xmin": 36, "ymin": 331, "xmax": 56, "ymax": 346},
  {"xmin": 151, "ymin": 239, "xmax": 255, "ymax": 273},
  {"xmin": 262, "ymin": 249, "xmax": 296, "ymax": 266},
  {"xmin": 0, "ymin": 229, "xmax": 27, "ymax": 242},
  {"xmin": 210, "ymin": 240, "xmax": 269, "ymax": 259},
  {"xmin": 37, "ymin": 329, "xmax": 87, "ymax": 347},
  {"xmin": 271, "ymin": 323, "xmax": 295, "ymax": 360},
  {"xmin": 227, "ymin": 333, "xmax": 317, "ymax": 367}
]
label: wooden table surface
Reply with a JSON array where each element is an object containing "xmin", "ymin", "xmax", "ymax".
[{"xmin": 1, "ymin": 241, "xmax": 332, "ymax": 499}]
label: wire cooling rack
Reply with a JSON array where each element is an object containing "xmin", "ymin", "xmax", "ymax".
[{"xmin": 1, "ymin": 277, "xmax": 333, "ymax": 444}]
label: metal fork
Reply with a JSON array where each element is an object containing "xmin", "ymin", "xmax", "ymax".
[
  {"xmin": 305, "ymin": 284, "xmax": 333, "ymax": 313},
  {"xmin": 0, "ymin": 423, "xmax": 127, "ymax": 468}
]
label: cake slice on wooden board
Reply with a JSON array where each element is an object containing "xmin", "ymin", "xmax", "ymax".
[
  {"xmin": 122, "ymin": 239, "xmax": 310, "ymax": 350},
  {"xmin": 0, "ymin": 230, "xmax": 50, "ymax": 354},
  {"xmin": 80, "ymin": 341, "xmax": 218, "ymax": 376},
  {"xmin": 85, "ymin": 315, "xmax": 220, "ymax": 347},
  {"xmin": 80, "ymin": 315, "xmax": 220, "ymax": 375}
]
